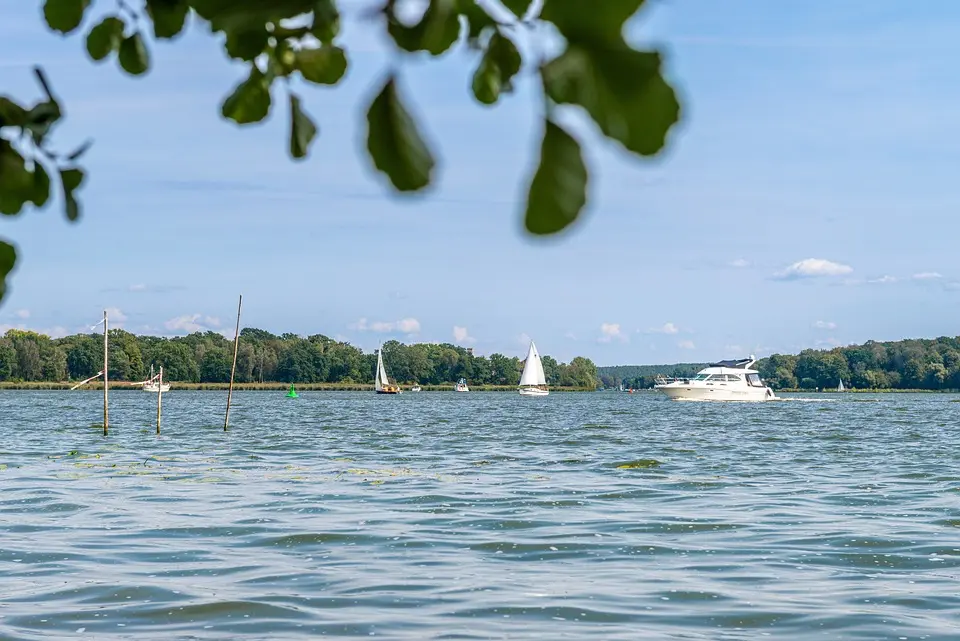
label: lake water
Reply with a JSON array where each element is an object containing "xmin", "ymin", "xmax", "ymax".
[{"xmin": 0, "ymin": 390, "xmax": 957, "ymax": 640}]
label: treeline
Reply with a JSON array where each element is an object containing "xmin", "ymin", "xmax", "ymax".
[
  {"xmin": 0, "ymin": 328, "xmax": 599, "ymax": 388},
  {"xmin": 598, "ymin": 363, "xmax": 707, "ymax": 389},
  {"xmin": 601, "ymin": 336, "xmax": 960, "ymax": 391}
]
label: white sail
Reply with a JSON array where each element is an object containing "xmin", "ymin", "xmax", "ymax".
[
  {"xmin": 519, "ymin": 341, "xmax": 547, "ymax": 387},
  {"xmin": 837, "ymin": 379, "xmax": 845, "ymax": 392},
  {"xmin": 375, "ymin": 349, "xmax": 387, "ymax": 391}
]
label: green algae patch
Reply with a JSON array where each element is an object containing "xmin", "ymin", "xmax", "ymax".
[{"xmin": 616, "ymin": 459, "xmax": 662, "ymax": 469}]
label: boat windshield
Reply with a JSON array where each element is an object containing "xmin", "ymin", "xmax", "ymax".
[
  {"xmin": 746, "ymin": 373, "xmax": 764, "ymax": 387},
  {"xmin": 693, "ymin": 373, "xmax": 710, "ymax": 380}
]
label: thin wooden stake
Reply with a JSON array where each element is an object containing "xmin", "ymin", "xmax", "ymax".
[
  {"xmin": 103, "ymin": 309, "xmax": 109, "ymax": 436},
  {"xmin": 156, "ymin": 366, "xmax": 163, "ymax": 435},
  {"xmin": 224, "ymin": 295, "xmax": 242, "ymax": 432}
]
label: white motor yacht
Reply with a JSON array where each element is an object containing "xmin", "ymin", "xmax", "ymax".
[{"xmin": 654, "ymin": 356, "xmax": 776, "ymax": 402}]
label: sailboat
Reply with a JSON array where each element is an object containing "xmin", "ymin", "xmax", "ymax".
[
  {"xmin": 518, "ymin": 340, "xmax": 549, "ymax": 396},
  {"xmin": 455, "ymin": 378, "xmax": 469, "ymax": 392},
  {"xmin": 375, "ymin": 347, "xmax": 401, "ymax": 395},
  {"xmin": 141, "ymin": 364, "xmax": 170, "ymax": 393},
  {"xmin": 837, "ymin": 379, "xmax": 845, "ymax": 392}
]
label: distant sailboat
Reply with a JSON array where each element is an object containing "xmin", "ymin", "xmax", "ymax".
[
  {"xmin": 141, "ymin": 364, "xmax": 170, "ymax": 393},
  {"xmin": 375, "ymin": 347, "xmax": 401, "ymax": 395},
  {"xmin": 837, "ymin": 379, "xmax": 845, "ymax": 392},
  {"xmin": 518, "ymin": 340, "xmax": 549, "ymax": 396},
  {"xmin": 455, "ymin": 378, "xmax": 469, "ymax": 392}
]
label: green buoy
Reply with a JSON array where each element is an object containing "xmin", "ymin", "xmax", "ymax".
[{"xmin": 286, "ymin": 384, "xmax": 298, "ymax": 398}]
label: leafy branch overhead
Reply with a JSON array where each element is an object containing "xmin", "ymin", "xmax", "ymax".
[{"xmin": 0, "ymin": 0, "xmax": 681, "ymax": 302}]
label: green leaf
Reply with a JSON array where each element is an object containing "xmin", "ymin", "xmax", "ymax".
[
  {"xmin": 221, "ymin": 66, "xmax": 272, "ymax": 125},
  {"xmin": 365, "ymin": 76, "xmax": 435, "ymax": 192},
  {"xmin": 0, "ymin": 142, "xmax": 33, "ymax": 215},
  {"xmin": 23, "ymin": 101, "xmax": 62, "ymax": 145},
  {"xmin": 540, "ymin": 0, "xmax": 645, "ymax": 45},
  {"xmin": 289, "ymin": 94, "xmax": 317, "ymax": 160},
  {"xmin": 59, "ymin": 168, "xmax": 84, "ymax": 222},
  {"xmin": 29, "ymin": 162, "xmax": 51, "ymax": 208},
  {"xmin": 146, "ymin": 0, "xmax": 190, "ymax": 39},
  {"xmin": 471, "ymin": 31, "xmax": 522, "ymax": 105},
  {"xmin": 311, "ymin": 0, "xmax": 341, "ymax": 43},
  {"xmin": 0, "ymin": 240, "xmax": 17, "ymax": 302},
  {"xmin": 295, "ymin": 46, "xmax": 347, "ymax": 85},
  {"xmin": 192, "ymin": 0, "xmax": 314, "ymax": 33},
  {"xmin": 386, "ymin": 0, "xmax": 460, "ymax": 56},
  {"xmin": 224, "ymin": 27, "xmax": 268, "ymax": 61},
  {"xmin": 524, "ymin": 120, "xmax": 588, "ymax": 235},
  {"xmin": 541, "ymin": 45, "xmax": 679, "ymax": 156},
  {"xmin": 457, "ymin": 0, "xmax": 496, "ymax": 45},
  {"xmin": 500, "ymin": 0, "xmax": 534, "ymax": 19},
  {"xmin": 43, "ymin": 0, "xmax": 91, "ymax": 35},
  {"xmin": 118, "ymin": 33, "xmax": 150, "ymax": 75},
  {"xmin": 0, "ymin": 97, "xmax": 28, "ymax": 127},
  {"xmin": 86, "ymin": 16, "xmax": 125, "ymax": 62}
]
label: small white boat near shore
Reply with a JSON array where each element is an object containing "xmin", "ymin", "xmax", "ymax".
[{"xmin": 654, "ymin": 356, "xmax": 776, "ymax": 402}]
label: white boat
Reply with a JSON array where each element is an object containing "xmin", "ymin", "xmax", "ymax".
[
  {"xmin": 837, "ymin": 379, "xmax": 845, "ymax": 392},
  {"xmin": 375, "ymin": 347, "xmax": 401, "ymax": 395},
  {"xmin": 140, "ymin": 365, "xmax": 170, "ymax": 393},
  {"xmin": 518, "ymin": 340, "xmax": 549, "ymax": 396},
  {"xmin": 455, "ymin": 378, "xmax": 469, "ymax": 392},
  {"xmin": 654, "ymin": 356, "xmax": 776, "ymax": 402},
  {"xmin": 411, "ymin": 385, "xmax": 421, "ymax": 392}
]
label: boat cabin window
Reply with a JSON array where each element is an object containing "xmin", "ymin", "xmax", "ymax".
[
  {"xmin": 693, "ymin": 373, "xmax": 710, "ymax": 380},
  {"xmin": 746, "ymin": 373, "xmax": 763, "ymax": 387},
  {"xmin": 726, "ymin": 374, "xmax": 742, "ymax": 382},
  {"xmin": 706, "ymin": 374, "xmax": 726, "ymax": 381}
]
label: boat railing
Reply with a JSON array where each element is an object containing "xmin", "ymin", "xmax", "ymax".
[{"xmin": 654, "ymin": 374, "xmax": 687, "ymax": 386}]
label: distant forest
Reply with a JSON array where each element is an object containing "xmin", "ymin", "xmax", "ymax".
[
  {"xmin": 0, "ymin": 328, "xmax": 599, "ymax": 388},
  {"xmin": 600, "ymin": 336, "xmax": 960, "ymax": 391}
]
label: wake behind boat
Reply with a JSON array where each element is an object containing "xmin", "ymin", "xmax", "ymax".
[
  {"xmin": 654, "ymin": 356, "xmax": 776, "ymax": 402},
  {"xmin": 518, "ymin": 340, "xmax": 549, "ymax": 396}
]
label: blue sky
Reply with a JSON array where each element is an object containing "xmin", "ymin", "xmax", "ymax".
[{"xmin": 2, "ymin": 0, "xmax": 960, "ymax": 365}]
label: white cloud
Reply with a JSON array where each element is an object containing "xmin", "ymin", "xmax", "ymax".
[
  {"xmin": 813, "ymin": 320, "xmax": 837, "ymax": 330},
  {"xmin": 396, "ymin": 318, "xmax": 421, "ymax": 333},
  {"xmin": 654, "ymin": 322, "xmax": 680, "ymax": 335},
  {"xmin": 912, "ymin": 272, "xmax": 943, "ymax": 280},
  {"xmin": 0, "ymin": 324, "xmax": 70, "ymax": 338},
  {"xmin": 164, "ymin": 313, "xmax": 217, "ymax": 334},
  {"xmin": 869, "ymin": 275, "xmax": 898, "ymax": 284},
  {"xmin": 13, "ymin": 309, "xmax": 29, "ymax": 319},
  {"xmin": 129, "ymin": 283, "xmax": 147, "ymax": 292},
  {"xmin": 598, "ymin": 323, "xmax": 627, "ymax": 343},
  {"xmin": 774, "ymin": 258, "xmax": 853, "ymax": 280},
  {"xmin": 729, "ymin": 258, "xmax": 750, "ymax": 268},
  {"xmin": 350, "ymin": 317, "xmax": 421, "ymax": 334},
  {"xmin": 105, "ymin": 307, "xmax": 128, "ymax": 324},
  {"xmin": 453, "ymin": 326, "xmax": 475, "ymax": 344},
  {"xmin": 678, "ymin": 340, "xmax": 696, "ymax": 350}
]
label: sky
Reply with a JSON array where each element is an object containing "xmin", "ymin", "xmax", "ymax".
[{"xmin": 2, "ymin": 0, "xmax": 960, "ymax": 366}]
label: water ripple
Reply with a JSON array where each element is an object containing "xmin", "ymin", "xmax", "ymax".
[{"xmin": 0, "ymin": 390, "xmax": 958, "ymax": 639}]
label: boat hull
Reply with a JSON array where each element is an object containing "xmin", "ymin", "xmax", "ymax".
[
  {"xmin": 655, "ymin": 384, "xmax": 774, "ymax": 402},
  {"xmin": 376, "ymin": 389, "xmax": 401, "ymax": 395},
  {"xmin": 518, "ymin": 387, "xmax": 549, "ymax": 396}
]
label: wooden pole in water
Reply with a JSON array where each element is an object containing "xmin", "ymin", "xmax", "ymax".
[
  {"xmin": 103, "ymin": 309, "xmax": 109, "ymax": 436},
  {"xmin": 156, "ymin": 366, "xmax": 163, "ymax": 435},
  {"xmin": 224, "ymin": 294, "xmax": 242, "ymax": 432}
]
